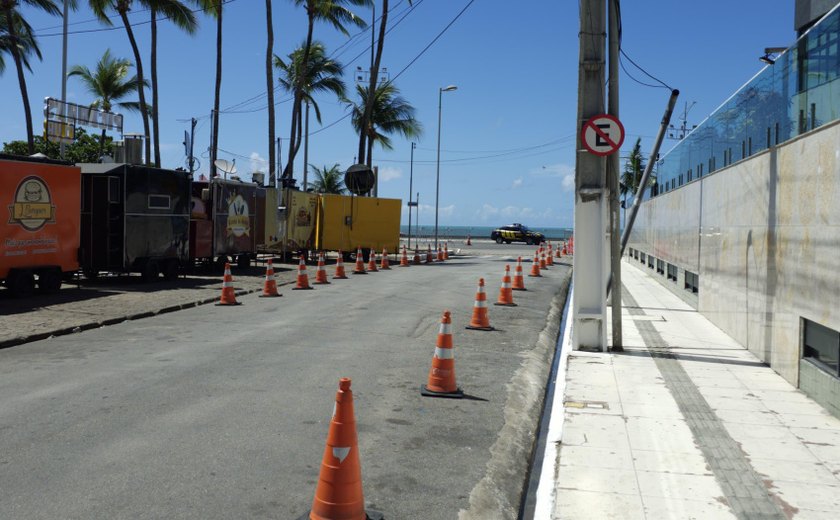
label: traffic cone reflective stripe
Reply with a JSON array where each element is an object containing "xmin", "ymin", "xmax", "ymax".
[
  {"xmin": 421, "ymin": 311, "xmax": 463, "ymax": 398},
  {"xmin": 314, "ymin": 252, "xmax": 331, "ymax": 284},
  {"xmin": 400, "ymin": 245, "xmax": 410, "ymax": 267},
  {"xmin": 216, "ymin": 262, "xmax": 241, "ymax": 305},
  {"xmin": 353, "ymin": 247, "xmax": 367, "ymax": 274},
  {"xmin": 425, "ymin": 245, "xmax": 433, "ymax": 264},
  {"xmin": 539, "ymin": 248, "xmax": 548, "ymax": 269},
  {"xmin": 413, "ymin": 248, "xmax": 421, "ymax": 265},
  {"xmin": 259, "ymin": 259, "xmax": 281, "ymax": 297},
  {"xmin": 334, "ymin": 251, "xmax": 348, "ymax": 279},
  {"xmin": 466, "ymin": 278, "xmax": 494, "ymax": 331},
  {"xmin": 495, "ymin": 265, "xmax": 517, "ymax": 306},
  {"xmin": 512, "ymin": 256, "xmax": 527, "ymax": 291},
  {"xmin": 380, "ymin": 248, "xmax": 391, "ymax": 270},
  {"xmin": 367, "ymin": 250, "xmax": 379, "ymax": 272},
  {"xmin": 292, "ymin": 256, "xmax": 314, "ymax": 290},
  {"xmin": 529, "ymin": 253, "xmax": 542, "ymax": 277},
  {"xmin": 547, "ymin": 243, "xmax": 555, "ymax": 266},
  {"xmin": 437, "ymin": 246, "xmax": 444, "ymax": 262},
  {"xmin": 307, "ymin": 378, "xmax": 382, "ymax": 520}
]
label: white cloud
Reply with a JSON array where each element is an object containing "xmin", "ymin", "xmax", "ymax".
[
  {"xmin": 511, "ymin": 177, "xmax": 523, "ymax": 189},
  {"xmin": 529, "ymin": 163, "xmax": 575, "ymax": 192},
  {"xmin": 439, "ymin": 204, "xmax": 456, "ymax": 218},
  {"xmin": 475, "ymin": 204, "xmax": 499, "ymax": 221},
  {"xmin": 500, "ymin": 205, "xmax": 518, "ymax": 218},
  {"xmin": 561, "ymin": 172, "xmax": 575, "ymax": 191},
  {"xmin": 249, "ymin": 152, "xmax": 268, "ymax": 173},
  {"xmin": 378, "ymin": 166, "xmax": 402, "ymax": 182}
]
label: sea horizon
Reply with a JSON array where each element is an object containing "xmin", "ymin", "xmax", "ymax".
[{"xmin": 400, "ymin": 225, "xmax": 572, "ymax": 240}]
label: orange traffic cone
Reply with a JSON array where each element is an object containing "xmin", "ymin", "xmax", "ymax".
[
  {"xmin": 259, "ymin": 259, "xmax": 281, "ymax": 297},
  {"xmin": 547, "ymin": 243, "xmax": 555, "ymax": 266},
  {"xmin": 353, "ymin": 247, "xmax": 367, "ymax": 275},
  {"xmin": 306, "ymin": 378, "xmax": 383, "ymax": 520},
  {"xmin": 380, "ymin": 248, "xmax": 391, "ymax": 270},
  {"xmin": 425, "ymin": 245, "xmax": 434, "ymax": 264},
  {"xmin": 292, "ymin": 256, "xmax": 314, "ymax": 290},
  {"xmin": 528, "ymin": 252, "xmax": 542, "ymax": 277},
  {"xmin": 399, "ymin": 245, "xmax": 410, "ymax": 267},
  {"xmin": 413, "ymin": 248, "xmax": 421, "ymax": 265},
  {"xmin": 334, "ymin": 251, "xmax": 348, "ymax": 279},
  {"xmin": 466, "ymin": 278, "xmax": 494, "ymax": 331},
  {"xmin": 421, "ymin": 311, "xmax": 464, "ymax": 398},
  {"xmin": 216, "ymin": 262, "xmax": 241, "ymax": 305},
  {"xmin": 443, "ymin": 243, "xmax": 450, "ymax": 260},
  {"xmin": 314, "ymin": 251, "xmax": 331, "ymax": 285},
  {"xmin": 539, "ymin": 248, "xmax": 548, "ymax": 269},
  {"xmin": 512, "ymin": 256, "xmax": 527, "ymax": 291},
  {"xmin": 367, "ymin": 249, "xmax": 379, "ymax": 272},
  {"xmin": 466, "ymin": 235, "xmax": 472, "ymax": 246},
  {"xmin": 495, "ymin": 265, "xmax": 517, "ymax": 307},
  {"xmin": 436, "ymin": 245, "xmax": 444, "ymax": 262}
]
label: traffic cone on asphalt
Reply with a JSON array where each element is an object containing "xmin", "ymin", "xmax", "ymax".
[
  {"xmin": 314, "ymin": 252, "xmax": 331, "ymax": 285},
  {"xmin": 367, "ymin": 249, "xmax": 379, "ymax": 272},
  {"xmin": 539, "ymin": 248, "xmax": 548, "ymax": 270},
  {"xmin": 426, "ymin": 245, "xmax": 434, "ymax": 264},
  {"xmin": 495, "ymin": 265, "xmax": 517, "ymax": 307},
  {"xmin": 562, "ymin": 242, "xmax": 567, "ymax": 256},
  {"xmin": 380, "ymin": 248, "xmax": 391, "ymax": 270},
  {"xmin": 547, "ymin": 243, "xmax": 555, "ymax": 266},
  {"xmin": 436, "ymin": 245, "xmax": 444, "ymax": 262},
  {"xmin": 216, "ymin": 262, "xmax": 241, "ymax": 305},
  {"xmin": 413, "ymin": 248, "xmax": 422, "ymax": 265},
  {"xmin": 466, "ymin": 278, "xmax": 494, "ymax": 331},
  {"xmin": 466, "ymin": 235, "xmax": 471, "ymax": 246},
  {"xmin": 259, "ymin": 259, "xmax": 281, "ymax": 297},
  {"xmin": 400, "ymin": 245, "xmax": 410, "ymax": 267},
  {"xmin": 306, "ymin": 378, "xmax": 383, "ymax": 520},
  {"xmin": 444, "ymin": 243, "xmax": 450, "ymax": 260},
  {"xmin": 421, "ymin": 311, "xmax": 464, "ymax": 398},
  {"xmin": 292, "ymin": 256, "xmax": 314, "ymax": 290},
  {"xmin": 353, "ymin": 247, "xmax": 367, "ymax": 274},
  {"xmin": 512, "ymin": 256, "xmax": 527, "ymax": 291},
  {"xmin": 334, "ymin": 251, "xmax": 348, "ymax": 279},
  {"xmin": 529, "ymin": 252, "xmax": 542, "ymax": 277}
]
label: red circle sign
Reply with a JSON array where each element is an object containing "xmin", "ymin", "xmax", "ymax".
[{"xmin": 581, "ymin": 114, "xmax": 625, "ymax": 156}]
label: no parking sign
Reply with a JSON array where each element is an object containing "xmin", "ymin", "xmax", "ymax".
[{"xmin": 581, "ymin": 114, "xmax": 625, "ymax": 156}]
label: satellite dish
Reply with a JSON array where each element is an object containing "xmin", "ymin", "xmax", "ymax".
[
  {"xmin": 214, "ymin": 158, "xmax": 237, "ymax": 177},
  {"xmin": 344, "ymin": 164, "xmax": 375, "ymax": 195}
]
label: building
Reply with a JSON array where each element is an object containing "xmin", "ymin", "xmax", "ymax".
[{"xmin": 628, "ymin": 0, "xmax": 840, "ymax": 417}]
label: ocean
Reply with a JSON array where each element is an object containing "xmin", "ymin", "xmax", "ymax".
[{"xmin": 400, "ymin": 225, "xmax": 572, "ymax": 240}]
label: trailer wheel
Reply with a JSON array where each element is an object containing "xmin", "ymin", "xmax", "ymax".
[
  {"xmin": 83, "ymin": 268, "xmax": 99, "ymax": 280},
  {"xmin": 37, "ymin": 269, "xmax": 63, "ymax": 294},
  {"xmin": 237, "ymin": 254, "xmax": 251, "ymax": 269},
  {"xmin": 162, "ymin": 259, "xmax": 180, "ymax": 281},
  {"xmin": 141, "ymin": 260, "xmax": 159, "ymax": 282},
  {"xmin": 7, "ymin": 270, "xmax": 35, "ymax": 297}
]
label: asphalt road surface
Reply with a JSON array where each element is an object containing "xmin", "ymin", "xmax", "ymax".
[{"xmin": 0, "ymin": 242, "xmax": 570, "ymax": 519}]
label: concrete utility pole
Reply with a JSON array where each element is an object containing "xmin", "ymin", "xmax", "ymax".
[
  {"xmin": 573, "ymin": 0, "xmax": 607, "ymax": 351},
  {"xmin": 608, "ymin": 0, "xmax": 622, "ymax": 351}
]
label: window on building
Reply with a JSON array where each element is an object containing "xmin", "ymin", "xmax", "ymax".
[
  {"xmin": 684, "ymin": 271, "xmax": 699, "ymax": 293},
  {"xmin": 148, "ymin": 195, "xmax": 171, "ymax": 210},
  {"xmin": 802, "ymin": 318, "xmax": 840, "ymax": 377},
  {"xmin": 656, "ymin": 259, "xmax": 665, "ymax": 275},
  {"xmin": 648, "ymin": 255, "xmax": 655, "ymax": 269},
  {"xmin": 640, "ymin": 252, "xmax": 646, "ymax": 264},
  {"xmin": 667, "ymin": 263, "xmax": 677, "ymax": 281}
]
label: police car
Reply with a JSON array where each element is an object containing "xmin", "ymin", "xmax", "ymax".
[{"xmin": 490, "ymin": 223, "xmax": 545, "ymax": 245}]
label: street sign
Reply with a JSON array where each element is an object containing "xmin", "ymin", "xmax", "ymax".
[
  {"xmin": 581, "ymin": 113, "xmax": 624, "ymax": 156},
  {"xmin": 407, "ymin": 201, "xmax": 418, "ymax": 207}
]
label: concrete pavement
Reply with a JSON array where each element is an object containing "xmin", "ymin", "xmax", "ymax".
[{"xmin": 537, "ymin": 259, "xmax": 840, "ymax": 519}]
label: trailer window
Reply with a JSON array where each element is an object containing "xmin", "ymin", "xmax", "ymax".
[
  {"xmin": 148, "ymin": 194, "xmax": 171, "ymax": 210},
  {"xmin": 108, "ymin": 177, "xmax": 120, "ymax": 203}
]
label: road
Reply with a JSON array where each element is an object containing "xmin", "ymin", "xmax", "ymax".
[{"xmin": 0, "ymin": 243, "xmax": 570, "ymax": 519}]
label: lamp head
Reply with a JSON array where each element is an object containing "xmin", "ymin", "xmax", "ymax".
[
  {"xmin": 441, "ymin": 85, "xmax": 458, "ymax": 92},
  {"xmin": 759, "ymin": 54, "xmax": 776, "ymax": 65}
]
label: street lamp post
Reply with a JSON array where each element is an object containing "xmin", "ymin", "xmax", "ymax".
[
  {"xmin": 435, "ymin": 85, "xmax": 457, "ymax": 250},
  {"xmin": 408, "ymin": 142, "xmax": 416, "ymax": 249}
]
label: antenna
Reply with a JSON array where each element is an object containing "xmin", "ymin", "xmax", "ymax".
[
  {"xmin": 213, "ymin": 158, "xmax": 238, "ymax": 179},
  {"xmin": 667, "ymin": 101, "xmax": 697, "ymax": 140}
]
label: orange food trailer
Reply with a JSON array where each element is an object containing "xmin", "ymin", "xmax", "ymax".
[{"xmin": 1, "ymin": 154, "xmax": 81, "ymax": 295}]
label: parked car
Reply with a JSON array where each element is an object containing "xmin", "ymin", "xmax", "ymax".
[{"xmin": 490, "ymin": 223, "xmax": 545, "ymax": 245}]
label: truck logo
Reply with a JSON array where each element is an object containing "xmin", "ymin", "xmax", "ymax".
[
  {"xmin": 226, "ymin": 193, "xmax": 250, "ymax": 237},
  {"xmin": 8, "ymin": 176, "xmax": 56, "ymax": 232}
]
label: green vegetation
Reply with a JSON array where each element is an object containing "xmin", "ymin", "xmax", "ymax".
[
  {"xmin": 309, "ymin": 163, "xmax": 347, "ymax": 194},
  {"xmin": 350, "ymin": 82, "xmax": 422, "ymax": 165},
  {"xmin": 3, "ymin": 127, "xmax": 114, "ymax": 163}
]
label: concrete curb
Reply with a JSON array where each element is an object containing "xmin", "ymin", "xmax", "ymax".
[{"xmin": 0, "ymin": 286, "xmax": 267, "ymax": 350}]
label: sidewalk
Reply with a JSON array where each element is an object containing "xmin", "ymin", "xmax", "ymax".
[{"xmin": 537, "ymin": 259, "xmax": 840, "ymax": 519}]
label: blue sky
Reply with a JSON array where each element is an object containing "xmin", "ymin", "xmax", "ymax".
[{"xmin": 2, "ymin": 0, "xmax": 796, "ymax": 227}]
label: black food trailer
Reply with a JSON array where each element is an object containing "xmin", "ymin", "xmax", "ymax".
[{"xmin": 79, "ymin": 163, "xmax": 191, "ymax": 281}]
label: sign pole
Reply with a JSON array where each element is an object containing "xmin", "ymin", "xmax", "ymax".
[{"xmin": 608, "ymin": 0, "xmax": 622, "ymax": 351}]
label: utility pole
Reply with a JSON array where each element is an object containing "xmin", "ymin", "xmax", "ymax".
[
  {"xmin": 59, "ymin": 0, "xmax": 69, "ymax": 159},
  {"xmin": 573, "ymin": 0, "xmax": 607, "ymax": 351},
  {"xmin": 188, "ymin": 117, "xmax": 197, "ymax": 175},
  {"xmin": 209, "ymin": 109, "xmax": 217, "ymax": 177},
  {"xmin": 608, "ymin": 0, "xmax": 622, "ymax": 351},
  {"xmin": 408, "ymin": 142, "xmax": 416, "ymax": 249},
  {"xmin": 303, "ymin": 102, "xmax": 310, "ymax": 191}
]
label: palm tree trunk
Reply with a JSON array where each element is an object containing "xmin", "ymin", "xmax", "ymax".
[
  {"xmin": 119, "ymin": 10, "xmax": 151, "ymax": 165},
  {"xmin": 210, "ymin": 3, "xmax": 223, "ymax": 177},
  {"xmin": 282, "ymin": 94, "xmax": 299, "ymax": 179},
  {"xmin": 265, "ymin": 0, "xmax": 275, "ymax": 184},
  {"xmin": 151, "ymin": 9, "xmax": 161, "ymax": 167},
  {"xmin": 5, "ymin": 7, "xmax": 35, "ymax": 155},
  {"xmin": 282, "ymin": 11, "xmax": 315, "ymax": 181},
  {"xmin": 100, "ymin": 128, "xmax": 107, "ymax": 159},
  {"xmin": 358, "ymin": 0, "xmax": 388, "ymax": 166}
]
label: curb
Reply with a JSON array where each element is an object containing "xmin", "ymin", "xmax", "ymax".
[{"xmin": 0, "ymin": 287, "xmax": 265, "ymax": 350}]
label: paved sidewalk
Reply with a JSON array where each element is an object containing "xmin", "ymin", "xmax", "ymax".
[{"xmin": 538, "ymin": 260, "xmax": 840, "ymax": 519}]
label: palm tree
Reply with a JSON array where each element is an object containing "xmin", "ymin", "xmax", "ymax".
[
  {"xmin": 0, "ymin": 9, "xmax": 40, "ymax": 75},
  {"xmin": 284, "ymin": 0, "xmax": 370, "ymax": 181},
  {"xmin": 620, "ymin": 137, "xmax": 652, "ymax": 222},
  {"xmin": 309, "ymin": 163, "xmax": 346, "ymax": 194},
  {"xmin": 350, "ymin": 82, "xmax": 422, "ymax": 167},
  {"xmin": 148, "ymin": 0, "xmax": 196, "ymax": 167},
  {"xmin": 191, "ymin": 0, "xmax": 223, "ymax": 177},
  {"xmin": 265, "ymin": 0, "xmax": 275, "ymax": 184},
  {"xmin": 275, "ymin": 41, "xmax": 346, "ymax": 180},
  {"xmin": 68, "ymin": 49, "xmax": 147, "ymax": 158},
  {"xmin": 89, "ymin": 0, "xmax": 152, "ymax": 164},
  {"xmin": 1, "ymin": 0, "xmax": 61, "ymax": 154}
]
